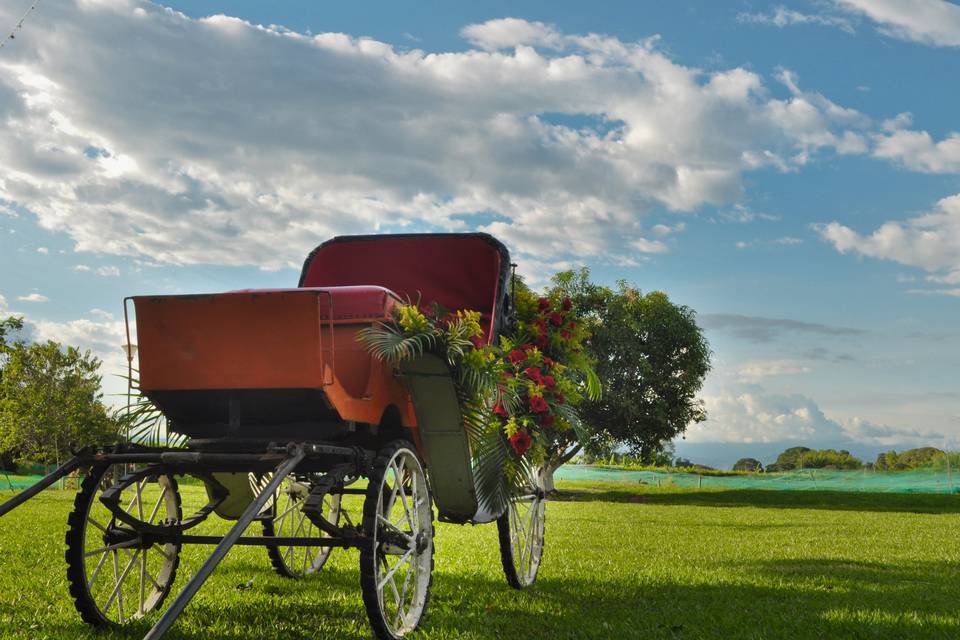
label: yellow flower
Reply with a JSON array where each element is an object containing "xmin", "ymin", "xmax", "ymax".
[
  {"xmin": 397, "ymin": 304, "xmax": 431, "ymax": 335},
  {"xmin": 455, "ymin": 309, "xmax": 483, "ymax": 337},
  {"xmin": 503, "ymin": 417, "xmax": 519, "ymax": 437}
]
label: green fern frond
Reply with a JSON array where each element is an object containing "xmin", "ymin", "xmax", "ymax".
[{"xmin": 357, "ymin": 323, "xmax": 438, "ymax": 365}]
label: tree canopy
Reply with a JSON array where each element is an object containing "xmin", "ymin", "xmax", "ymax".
[
  {"xmin": 0, "ymin": 317, "xmax": 121, "ymax": 467},
  {"xmin": 550, "ymin": 268, "xmax": 711, "ymax": 463}
]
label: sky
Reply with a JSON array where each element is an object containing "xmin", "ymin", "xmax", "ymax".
[{"xmin": 0, "ymin": 0, "xmax": 958, "ymax": 468}]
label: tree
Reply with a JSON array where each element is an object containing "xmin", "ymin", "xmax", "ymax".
[
  {"xmin": 0, "ymin": 336, "xmax": 121, "ymax": 467},
  {"xmin": 551, "ymin": 269, "xmax": 711, "ymax": 464},
  {"xmin": 772, "ymin": 446, "xmax": 812, "ymax": 471},
  {"xmin": 733, "ymin": 457, "xmax": 764, "ymax": 472}
]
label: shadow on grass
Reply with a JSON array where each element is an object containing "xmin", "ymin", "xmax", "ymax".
[{"xmin": 551, "ymin": 487, "xmax": 960, "ymax": 514}]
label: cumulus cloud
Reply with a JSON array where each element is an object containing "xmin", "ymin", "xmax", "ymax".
[
  {"xmin": 738, "ymin": 6, "xmax": 855, "ymax": 33},
  {"xmin": 17, "ymin": 292, "xmax": 48, "ymax": 302},
  {"xmin": 817, "ymin": 194, "xmax": 960, "ymax": 290},
  {"xmin": 873, "ymin": 126, "xmax": 960, "ymax": 173},
  {"xmin": 699, "ymin": 313, "xmax": 864, "ymax": 343},
  {"xmin": 835, "ymin": 0, "xmax": 960, "ymax": 47},
  {"xmin": 687, "ymin": 384, "xmax": 945, "ymax": 446},
  {"xmin": 96, "ymin": 266, "xmax": 120, "ymax": 277},
  {"xmin": 0, "ymin": 2, "xmax": 872, "ymax": 270}
]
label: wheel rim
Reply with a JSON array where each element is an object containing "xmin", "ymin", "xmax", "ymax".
[
  {"xmin": 81, "ymin": 469, "xmax": 179, "ymax": 624},
  {"xmin": 270, "ymin": 475, "xmax": 341, "ymax": 576},
  {"xmin": 372, "ymin": 449, "xmax": 432, "ymax": 636},
  {"xmin": 508, "ymin": 489, "xmax": 545, "ymax": 587}
]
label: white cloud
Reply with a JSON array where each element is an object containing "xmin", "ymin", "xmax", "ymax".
[
  {"xmin": 873, "ymin": 127, "xmax": 960, "ymax": 173},
  {"xmin": 835, "ymin": 0, "xmax": 960, "ymax": 47},
  {"xmin": 0, "ymin": 2, "xmax": 872, "ymax": 270},
  {"xmin": 906, "ymin": 287, "xmax": 960, "ymax": 297},
  {"xmin": 631, "ymin": 237, "xmax": 668, "ymax": 254},
  {"xmin": 737, "ymin": 359, "xmax": 812, "ymax": 381},
  {"xmin": 72, "ymin": 264, "xmax": 91, "ymax": 272},
  {"xmin": 17, "ymin": 292, "xmax": 48, "ymax": 302},
  {"xmin": 36, "ymin": 246, "xmax": 48, "ymax": 254},
  {"xmin": 738, "ymin": 6, "xmax": 855, "ymax": 33},
  {"xmin": 0, "ymin": 294, "xmax": 7, "ymax": 310},
  {"xmin": 687, "ymin": 382, "xmax": 946, "ymax": 446},
  {"xmin": 96, "ymin": 265, "xmax": 120, "ymax": 277},
  {"xmin": 817, "ymin": 194, "xmax": 960, "ymax": 290}
]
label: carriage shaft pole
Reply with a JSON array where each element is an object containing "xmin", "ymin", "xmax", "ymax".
[
  {"xmin": 142, "ymin": 446, "xmax": 306, "ymax": 640},
  {"xmin": 0, "ymin": 455, "xmax": 83, "ymax": 518}
]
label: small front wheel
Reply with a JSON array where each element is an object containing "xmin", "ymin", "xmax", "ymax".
[
  {"xmin": 497, "ymin": 473, "xmax": 546, "ymax": 589},
  {"xmin": 262, "ymin": 473, "xmax": 342, "ymax": 578},
  {"xmin": 360, "ymin": 441, "xmax": 434, "ymax": 639}
]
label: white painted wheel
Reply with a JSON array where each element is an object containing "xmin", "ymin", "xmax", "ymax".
[{"xmin": 360, "ymin": 441, "xmax": 434, "ymax": 639}]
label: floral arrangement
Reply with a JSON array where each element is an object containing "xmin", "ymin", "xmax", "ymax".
[{"xmin": 357, "ymin": 279, "xmax": 599, "ymax": 508}]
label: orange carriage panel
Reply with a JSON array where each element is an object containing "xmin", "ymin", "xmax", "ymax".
[{"xmin": 133, "ymin": 287, "xmax": 416, "ymax": 428}]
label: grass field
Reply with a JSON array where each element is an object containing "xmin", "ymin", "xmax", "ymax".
[{"xmin": 1, "ymin": 480, "xmax": 960, "ymax": 639}]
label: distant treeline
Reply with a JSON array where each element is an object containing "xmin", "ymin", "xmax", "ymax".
[
  {"xmin": 584, "ymin": 446, "xmax": 960, "ymax": 474},
  {"xmin": 736, "ymin": 446, "xmax": 958, "ymax": 473}
]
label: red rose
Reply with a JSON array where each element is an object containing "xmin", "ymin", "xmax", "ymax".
[
  {"xmin": 509, "ymin": 431, "xmax": 532, "ymax": 456},
  {"xmin": 469, "ymin": 334, "xmax": 484, "ymax": 349},
  {"xmin": 550, "ymin": 312, "xmax": 563, "ymax": 327},
  {"xmin": 562, "ymin": 297, "xmax": 572, "ymax": 311},
  {"xmin": 538, "ymin": 297, "xmax": 551, "ymax": 312},
  {"xmin": 529, "ymin": 395, "xmax": 549, "ymax": 413},
  {"xmin": 543, "ymin": 356, "xmax": 554, "ymax": 367},
  {"xmin": 532, "ymin": 318, "xmax": 547, "ymax": 334},
  {"xmin": 555, "ymin": 392, "xmax": 566, "ymax": 405},
  {"xmin": 560, "ymin": 330, "xmax": 571, "ymax": 340},
  {"xmin": 568, "ymin": 321, "xmax": 577, "ymax": 330},
  {"xmin": 508, "ymin": 349, "xmax": 526, "ymax": 365},
  {"xmin": 522, "ymin": 342, "xmax": 536, "ymax": 351},
  {"xmin": 540, "ymin": 414, "xmax": 555, "ymax": 428},
  {"xmin": 535, "ymin": 334, "xmax": 549, "ymax": 349},
  {"xmin": 543, "ymin": 375, "xmax": 556, "ymax": 388},
  {"xmin": 523, "ymin": 367, "xmax": 542, "ymax": 384},
  {"xmin": 493, "ymin": 400, "xmax": 508, "ymax": 417},
  {"xmin": 502, "ymin": 370, "xmax": 514, "ymax": 378}
]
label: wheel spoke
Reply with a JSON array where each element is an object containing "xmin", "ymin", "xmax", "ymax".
[
  {"xmin": 377, "ymin": 547, "xmax": 414, "ymax": 591},
  {"xmin": 84, "ymin": 540, "xmax": 138, "ymax": 557},
  {"xmin": 147, "ymin": 485, "xmax": 167, "ymax": 525},
  {"xmin": 87, "ymin": 548, "xmax": 110, "ymax": 587}
]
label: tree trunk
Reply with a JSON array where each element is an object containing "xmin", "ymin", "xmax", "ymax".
[{"xmin": 543, "ymin": 444, "xmax": 582, "ymax": 493}]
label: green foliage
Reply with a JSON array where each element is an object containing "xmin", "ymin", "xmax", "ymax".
[
  {"xmin": 115, "ymin": 373, "xmax": 189, "ymax": 448},
  {"xmin": 0, "ymin": 338, "xmax": 122, "ymax": 465},
  {"xmin": 771, "ymin": 446, "xmax": 862, "ymax": 471},
  {"xmin": 875, "ymin": 447, "xmax": 945, "ymax": 471},
  {"xmin": 733, "ymin": 457, "xmax": 764, "ymax": 472},
  {"xmin": 551, "ymin": 268, "xmax": 711, "ymax": 462}
]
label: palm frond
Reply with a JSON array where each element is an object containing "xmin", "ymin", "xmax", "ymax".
[{"xmin": 356, "ymin": 323, "xmax": 438, "ymax": 365}]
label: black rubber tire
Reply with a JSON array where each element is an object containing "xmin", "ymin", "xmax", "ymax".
[
  {"xmin": 262, "ymin": 477, "xmax": 339, "ymax": 578},
  {"xmin": 497, "ymin": 492, "xmax": 546, "ymax": 589},
  {"xmin": 65, "ymin": 465, "xmax": 182, "ymax": 627},
  {"xmin": 360, "ymin": 440, "xmax": 434, "ymax": 640}
]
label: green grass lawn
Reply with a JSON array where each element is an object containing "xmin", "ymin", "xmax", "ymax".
[{"xmin": 1, "ymin": 480, "xmax": 960, "ymax": 639}]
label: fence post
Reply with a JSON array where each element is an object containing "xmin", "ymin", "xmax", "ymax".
[{"xmin": 698, "ymin": 474, "xmax": 702, "ymax": 489}]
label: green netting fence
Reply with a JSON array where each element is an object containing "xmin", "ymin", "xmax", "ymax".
[{"xmin": 555, "ymin": 465, "xmax": 960, "ymax": 494}]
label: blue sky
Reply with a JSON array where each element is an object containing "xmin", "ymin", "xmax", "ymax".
[{"xmin": 1, "ymin": 0, "xmax": 958, "ymax": 467}]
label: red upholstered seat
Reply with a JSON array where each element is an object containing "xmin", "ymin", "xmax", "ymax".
[{"xmin": 298, "ymin": 234, "xmax": 510, "ymax": 343}]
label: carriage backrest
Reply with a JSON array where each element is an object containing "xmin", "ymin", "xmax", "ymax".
[{"xmin": 298, "ymin": 233, "xmax": 512, "ymax": 342}]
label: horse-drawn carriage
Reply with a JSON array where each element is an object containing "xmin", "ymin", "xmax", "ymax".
[{"xmin": 0, "ymin": 233, "xmax": 547, "ymax": 639}]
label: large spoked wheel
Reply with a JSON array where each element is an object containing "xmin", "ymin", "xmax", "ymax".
[
  {"xmin": 65, "ymin": 464, "xmax": 182, "ymax": 626},
  {"xmin": 263, "ymin": 473, "xmax": 342, "ymax": 578},
  {"xmin": 497, "ymin": 472, "xmax": 546, "ymax": 589},
  {"xmin": 360, "ymin": 441, "xmax": 434, "ymax": 640}
]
